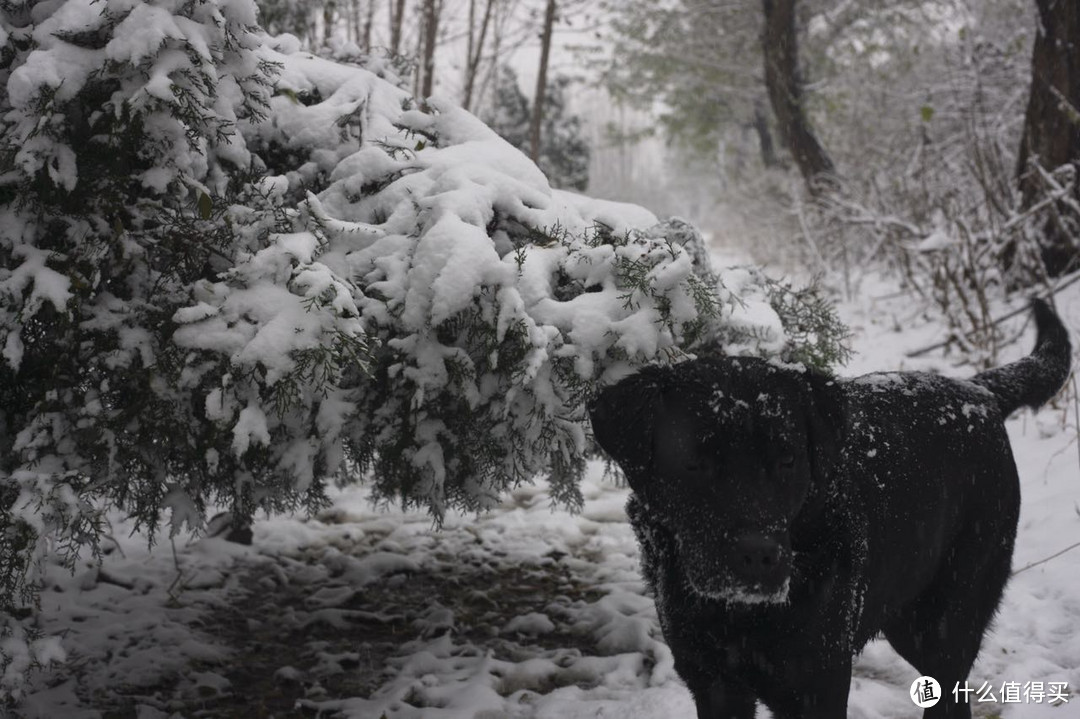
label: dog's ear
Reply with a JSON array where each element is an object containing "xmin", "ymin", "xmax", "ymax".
[
  {"xmin": 806, "ymin": 371, "xmax": 846, "ymax": 480},
  {"xmin": 588, "ymin": 371, "xmax": 664, "ymax": 482}
]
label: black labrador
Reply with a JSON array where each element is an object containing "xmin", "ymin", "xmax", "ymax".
[{"xmin": 589, "ymin": 299, "xmax": 1071, "ymax": 719}]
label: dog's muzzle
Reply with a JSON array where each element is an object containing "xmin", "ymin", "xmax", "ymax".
[
  {"xmin": 726, "ymin": 532, "xmax": 790, "ymax": 586},
  {"xmin": 682, "ymin": 531, "xmax": 792, "ymax": 604}
]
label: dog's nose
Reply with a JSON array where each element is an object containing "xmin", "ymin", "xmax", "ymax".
[{"xmin": 729, "ymin": 533, "xmax": 786, "ymax": 582}]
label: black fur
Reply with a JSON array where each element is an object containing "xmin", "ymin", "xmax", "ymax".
[
  {"xmin": 972, "ymin": 299, "xmax": 1072, "ymax": 415},
  {"xmin": 589, "ymin": 300, "xmax": 1071, "ymax": 719}
]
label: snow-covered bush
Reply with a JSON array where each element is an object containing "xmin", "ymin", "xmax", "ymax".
[
  {"xmin": 0, "ymin": 0, "xmax": 342, "ymax": 697},
  {"xmin": 232, "ymin": 46, "xmax": 787, "ymax": 517},
  {"xmin": 1, "ymin": 4, "xmax": 846, "ymax": 699}
]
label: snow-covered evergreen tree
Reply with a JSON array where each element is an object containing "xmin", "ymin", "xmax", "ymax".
[{"xmin": 0, "ymin": 0, "xmax": 358, "ymax": 695}]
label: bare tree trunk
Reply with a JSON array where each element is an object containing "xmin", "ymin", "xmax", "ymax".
[
  {"xmin": 389, "ymin": 0, "xmax": 406, "ymax": 55},
  {"xmin": 753, "ymin": 97, "xmax": 777, "ymax": 168},
  {"xmin": 349, "ymin": 0, "xmax": 359, "ymax": 46},
  {"xmin": 363, "ymin": 0, "xmax": 376, "ymax": 52},
  {"xmin": 475, "ymin": 0, "xmax": 508, "ymax": 113},
  {"xmin": 467, "ymin": 0, "xmax": 476, "ymax": 86},
  {"xmin": 323, "ymin": 1, "xmax": 335, "ymax": 45},
  {"xmin": 419, "ymin": 0, "xmax": 440, "ymax": 98},
  {"xmin": 529, "ymin": 0, "xmax": 557, "ymax": 162},
  {"xmin": 1016, "ymin": 0, "xmax": 1080, "ymax": 276},
  {"xmin": 761, "ymin": 0, "xmax": 836, "ymax": 192},
  {"xmin": 463, "ymin": 0, "xmax": 496, "ymax": 111}
]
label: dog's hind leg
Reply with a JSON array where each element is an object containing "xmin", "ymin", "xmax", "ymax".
[{"xmin": 882, "ymin": 541, "xmax": 1014, "ymax": 719}]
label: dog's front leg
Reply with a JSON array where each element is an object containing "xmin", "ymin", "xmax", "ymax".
[
  {"xmin": 792, "ymin": 677, "xmax": 851, "ymax": 719},
  {"xmin": 690, "ymin": 673, "xmax": 757, "ymax": 719},
  {"xmin": 763, "ymin": 655, "xmax": 853, "ymax": 719}
]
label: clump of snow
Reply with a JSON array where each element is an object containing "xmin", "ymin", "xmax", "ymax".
[
  {"xmin": 708, "ymin": 578, "xmax": 791, "ymax": 606},
  {"xmin": 503, "ymin": 612, "xmax": 556, "ymax": 636}
]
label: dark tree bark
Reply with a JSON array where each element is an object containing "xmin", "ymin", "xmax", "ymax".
[
  {"xmin": 463, "ymin": 0, "xmax": 496, "ymax": 111},
  {"xmin": 529, "ymin": 0, "xmax": 557, "ymax": 163},
  {"xmin": 761, "ymin": 0, "xmax": 836, "ymax": 192},
  {"xmin": 362, "ymin": 0, "xmax": 376, "ymax": 52},
  {"xmin": 1016, "ymin": 0, "xmax": 1080, "ymax": 276},
  {"xmin": 323, "ymin": 1, "xmax": 336, "ymax": 44},
  {"xmin": 419, "ymin": 0, "xmax": 440, "ymax": 98},
  {"xmin": 753, "ymin": 97, "xmax": 778, "ymax": 168},
  {"xmin": 389, "ymin": 0, "xmax": 407, "ymax": 56}
]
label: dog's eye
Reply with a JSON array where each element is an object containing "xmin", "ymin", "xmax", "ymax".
[{"xmin": 778, "ymin": 454, "xmax": 796, "ymax": 469}]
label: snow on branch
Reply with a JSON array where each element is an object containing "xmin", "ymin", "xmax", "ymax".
[{"xmin": 209, "ymin": 48, "xmax": 793, "ymax": 518}]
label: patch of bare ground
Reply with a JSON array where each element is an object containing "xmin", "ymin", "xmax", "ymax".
[{"xmin": 91, "ymin": 536, "xmax": 604, "ymax": 718}]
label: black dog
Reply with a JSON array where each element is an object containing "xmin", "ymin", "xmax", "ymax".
[{"xmin": 589, "ymin": 299, "xmax": 1071, "ymax": 719}]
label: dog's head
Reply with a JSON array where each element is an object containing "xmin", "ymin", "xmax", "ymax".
[{"xmin": 589, "ymin": 356, "xmax": 842, "ymax": 604}]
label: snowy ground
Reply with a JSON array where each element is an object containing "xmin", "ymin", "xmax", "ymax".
[{"xmin": 13, "ymin": 275, "xmax": 1080, "ymax": 719}]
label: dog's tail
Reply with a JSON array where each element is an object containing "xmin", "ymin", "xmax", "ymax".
[{"xmin": 972, "ymin": 298, "xmax": 1072, "ymax": 416}]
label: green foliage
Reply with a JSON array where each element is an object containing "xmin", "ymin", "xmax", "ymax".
[
  {"xmin": 596, "ymin": 0, "xmax": 762, "ymax": 159},
  {"xmin": 336, "ymin": 214, "xmax": 729, "ymax": 519},
  {"xmin": 763, "ymin": 276, "xmax": 852, "ymax": 372}
]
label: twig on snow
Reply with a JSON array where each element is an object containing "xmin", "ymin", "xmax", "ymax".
[{"xmin": 1012, "ymin": 539, "xmax": 1080, "ymax": 576}]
